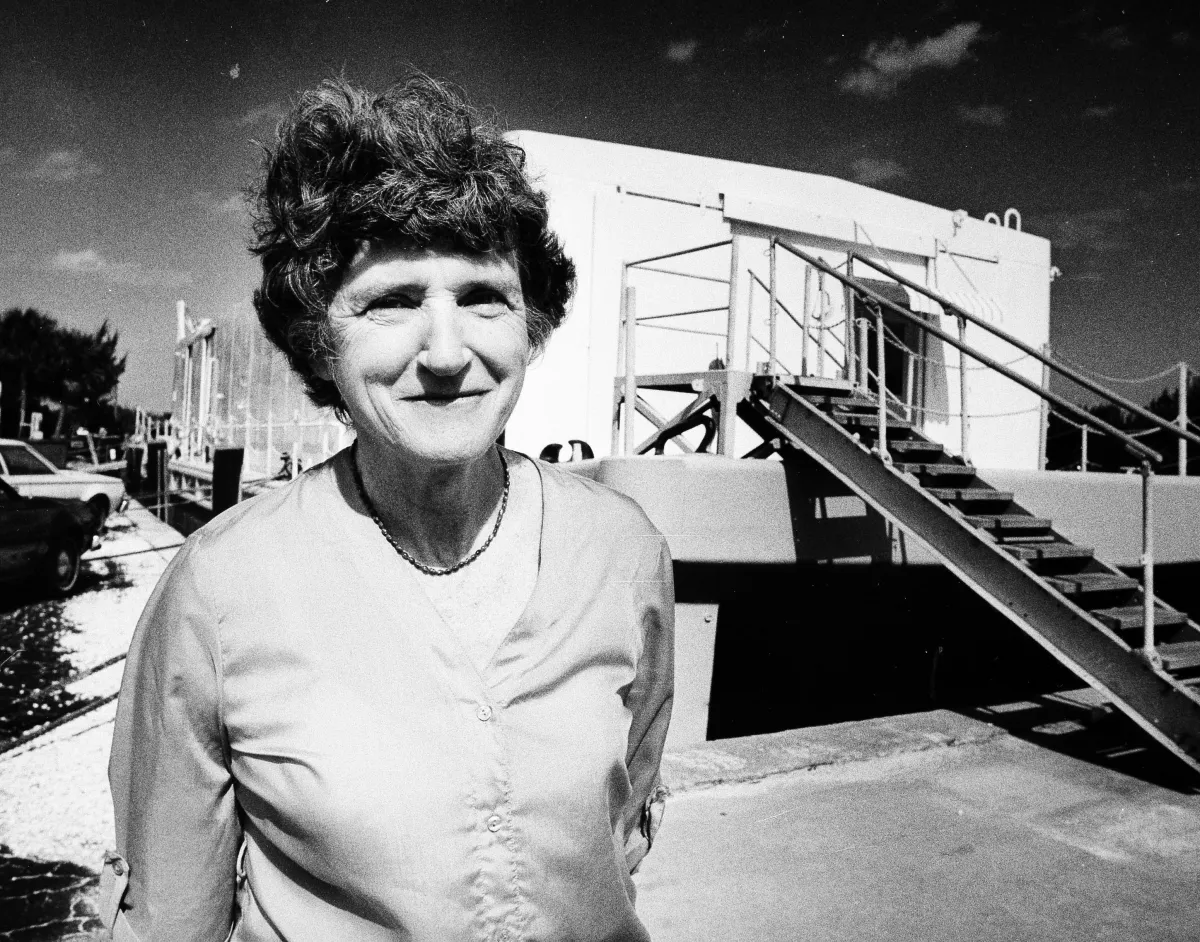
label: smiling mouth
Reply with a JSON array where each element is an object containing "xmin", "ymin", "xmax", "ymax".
[{"xmin": 406, "ymin": 391, "xmax": 487, "ymax": 403}]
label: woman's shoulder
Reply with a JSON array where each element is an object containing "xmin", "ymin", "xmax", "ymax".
[{"xmin": 175, "ymin": 449, "xmax": 353, "ymax": 572}]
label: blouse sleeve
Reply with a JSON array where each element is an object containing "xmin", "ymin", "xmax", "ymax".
[
  {"xmin": 622, "ymin": 534, "xmax": 675, "ymax": 874},
  {"xmin": 105, "ymin": 535, "xmax": 242, "ymax": 941}
]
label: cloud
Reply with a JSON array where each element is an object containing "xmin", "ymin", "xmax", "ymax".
[
  {"xmin": 238, "ymin": 102, "xmax": 286, "ymax": 127},
  {"xmin": 25, "ymin": 150, "xmax": 101, "ymax": 182},
  {"xmin": 957, "ymin": 103, "xmax": 1008, "ymax": 127},
  {"xmin": 1083, "ymin": 104, "xmax": 1118, "ymax": 119},
  {"xmin": 850, "ymin": 157, "xmax": 909, "ymax": 186},
  {"xmin": 193, "ymin": 191, "xmax": 247, "ymax": 216},
  {"xmin": 52, "ymin": 248, "xmax": 108, "ymax": 274},
  {"xmin": 841, "ymin": 22, "xmax": 982, "ymax": 98},
  {"xmin": 49, "ymin": 248, "xmax": 192, "ymax": 288},
  {"xmin": 0, "ymin": 146, "xmax": 15, "ymax": 166},
  {"xmin": 1171, "ymin": 31, "xmax": 1192, "ymax": 47},
  {"xmin": 665, "ymin": 39, "xmax": 700, "ymax": 63}
]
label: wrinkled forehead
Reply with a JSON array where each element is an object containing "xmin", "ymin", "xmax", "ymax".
[{"xmin": 341, "ymin": 238, "xmax": 521, "ymax": 288}]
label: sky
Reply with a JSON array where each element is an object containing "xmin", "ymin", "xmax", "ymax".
[{"xmin": 1, "ymin": 0, "xmax": 1197, "ymax": 412}]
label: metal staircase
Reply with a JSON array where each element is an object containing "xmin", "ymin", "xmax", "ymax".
[
  {"xmin": 740, "ymin": 376, "xmax": 1200, "ymax": 775},
  {"xmin": 613, "ymin": 231, "xmax": 1200, "ymax": 776}
]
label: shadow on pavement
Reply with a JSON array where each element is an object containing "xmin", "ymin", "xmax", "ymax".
[
  {"xmin": 963, "ymin": 694, "xmax": 1200, "ymax": 795},
  {"xmin": 0, "ymin": 848, "xmax": 103, "ymax": 941}
]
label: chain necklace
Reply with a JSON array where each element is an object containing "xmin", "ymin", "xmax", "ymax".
[{"xmin": 351, "ymin": 444, "xmax": 510, "ymax": 577}]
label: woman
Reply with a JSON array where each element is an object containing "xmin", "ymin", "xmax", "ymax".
[{"xmin": 104, "ymin": 75, "xmax": 674, "ymax": 942}]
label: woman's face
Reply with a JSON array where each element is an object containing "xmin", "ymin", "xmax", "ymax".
[{"xmin": 319, "ymin": 241, "xmax": 531, "ymax": 469}]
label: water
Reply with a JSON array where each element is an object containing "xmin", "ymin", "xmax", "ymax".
[{"xmin": 0, "ymin": 603, "xmax": 84, "ymax": 746}]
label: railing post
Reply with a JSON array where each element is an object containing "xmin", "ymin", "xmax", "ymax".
[
  {"xmin": 727, "ymin": 235, "xmax": 750, "ymax": 371},
  {"xmin": 1179, "ymin": 361, "xmax": 1188, "ymax": 477},
  {"xmin": 768, "ymin": 237, "xmax": 778, "ymax": 376},
  {"xmin": 957, "ymin": 315, "xmax": 970, "ymax": 463},
  {"xmin": 817, "ymin": 271, "xmax": 827, "ymax": 378},
  {"xmin": 801, "ymin": 266, "xmax": 812, "ymax": 376},
  {"xmin": 857, "ymin": 317, "xmax": 869, "ymax": 390},
  {"xmin": 1038, "ymin": 343, "xmax": 1051, "ymax": 471},
  {"xmin": 844, "ymin": 255, "xmax": 856, "ymax": 382},
  {"xmin": 1141, "ymin": 461, "xmax": 1160, "ymax": 667},
  {"xmin": 623, "ymin": 286, "xmax": 638, "ymax": 457},
  {"xmin": 876, "ymin": 304, "xmax": 888, "ymax": 461},
  {"xmin": 1080, "ymin": 426, "xmax": 1089, "ymax": 473},
  {"xmin": 613, "ymin": 265, "xmax": 629, "ymax": 456},
  {"xmin": 905, "ymin": 354, "xmax": 915, "ymax": 422}
]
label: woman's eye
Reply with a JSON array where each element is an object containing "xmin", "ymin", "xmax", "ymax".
[
  {"xmin": 364, "ymin": 295, "xmax": 419, "ymax": 317},
  {"xmin": 461, "ymin": 290, "xmax": 509, "ymax": 313}
]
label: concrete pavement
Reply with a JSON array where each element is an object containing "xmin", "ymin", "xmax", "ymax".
[{"xmin": 636, "ymin": 711, "xmax": 1200, "ymax": 942}]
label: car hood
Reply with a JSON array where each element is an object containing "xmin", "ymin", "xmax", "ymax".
[{"xmin": 40, "ymin": 469, "xmax": 123, "ymax": 486}]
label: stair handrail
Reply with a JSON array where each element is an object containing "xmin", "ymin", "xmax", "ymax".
[
  {"xmin": 626, "ymin": 239, "xmax": 733, "ymax": 270},
  {"xmin": 846, "ymin": 250, "xmax": 1200, "ymax": 452},
  {"xmin": 775, "ymin": 240, "xmax": 1163, "ymax": 464}
]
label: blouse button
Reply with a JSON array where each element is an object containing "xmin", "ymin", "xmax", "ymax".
[
  {"xmin": 487, "ymin": 814, "xmax": 503, "ymax": 833},
  {"xmin": 476, "ymin": 704, "xmax": 493, "ymax": 722}
]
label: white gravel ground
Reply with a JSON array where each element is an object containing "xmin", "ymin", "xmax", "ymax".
[{"xmin": 0, "ymin": 500, "xmax": 183, "ymax": 870}]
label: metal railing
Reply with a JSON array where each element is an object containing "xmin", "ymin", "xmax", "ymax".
[
  {"xmin": 619, "ymin": 237, "xmax": 853, "ymax": 456},
  {"xmin": 769, "ymin": 239, "xmax": 1200, "ymax": 667},
  {"xmin": 619, "ymin": 240, "xmax": 734, "ymax": 456},
  {"xmin": 748, "ymin": 270, "xmax": 845, "ymax": 377}
]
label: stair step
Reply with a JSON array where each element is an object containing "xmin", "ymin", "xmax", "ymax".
[
  {"xmin": 1046, "ymin": 573, "xmax": 1140, "ymax": 596},
  {"xmin": 1091, "ymin": 605, "xmax": 1191, "ymax": 632},
  {"xmin": 928, "ymin": 488, "xmax": 1014, "ymax": 504},
  {"xmin": 833, "ymin": 412, "xmax": 914, "ymax": 430},
  {"xmin": 966, "ymin": 515, "xmax": 1053, "ymax": 533},
  {"xmin": 787, "ymin": 376, "xmax": 856, "ymax": 396},
  {"xmin": 1002, "ymin": 543, "xmax": 1094, "ymax": 562},
  {"xmin": 895, "ymin": 463, "xmax": 976, "ymax": 478},
  {"xmin": 891, "ymin": 440, "xmax": 944, "ymax": 456},
  {"xmin": 1152, "ymin": 641, "xmax": 1200, "ymax": 672},
  {"xmin": 824, "ymin": 396, "xmax": 876, "ymax": 410}
]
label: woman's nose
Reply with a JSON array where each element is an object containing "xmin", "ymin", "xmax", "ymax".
[{"xmin": 416, "ymin": 308, "xmax": 469, "ymax": 376}]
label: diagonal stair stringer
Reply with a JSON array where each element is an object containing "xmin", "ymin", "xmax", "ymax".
[{"xmin": 748, "ymin": 378, "xmax": 1200, "ymax": 776}]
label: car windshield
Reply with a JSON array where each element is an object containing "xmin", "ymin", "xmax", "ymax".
[{"xmin": 0, "ymin": 444, "xmax": 56, "ymax": 475}]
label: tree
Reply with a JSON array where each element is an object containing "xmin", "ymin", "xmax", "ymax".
[
  {"xmin": 0, "ymin": 307, "xmax": 127, "ymax": 437},
  {"xmin": 1045, "ymin": 372, "xmax": 1199, "ymax": 475},
  {"xmin": 0, "ymin": 308, "xmax": 57, "ymax": 437}
]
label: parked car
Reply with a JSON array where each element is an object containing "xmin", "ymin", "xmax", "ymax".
[
  {"xmin": 0, "ymin": 478, "xmax": 100, "ymax": 595},
  {"xmin": 0, "ymin": 438, "xmax": 128, "ymax": 526}
]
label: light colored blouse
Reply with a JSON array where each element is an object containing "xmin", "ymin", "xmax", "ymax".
[
  {"xmin": 104, "ymin": 449, "xmax": 674, "ymax": 942},
  {"xmin": 414, "ymin": 451, "xmax": 542, "ymax": 670}
]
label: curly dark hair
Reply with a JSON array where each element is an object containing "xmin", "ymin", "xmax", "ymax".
[{"xmin": 249, "ymin": 74, "xmax": 576, "ymax": 413}]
